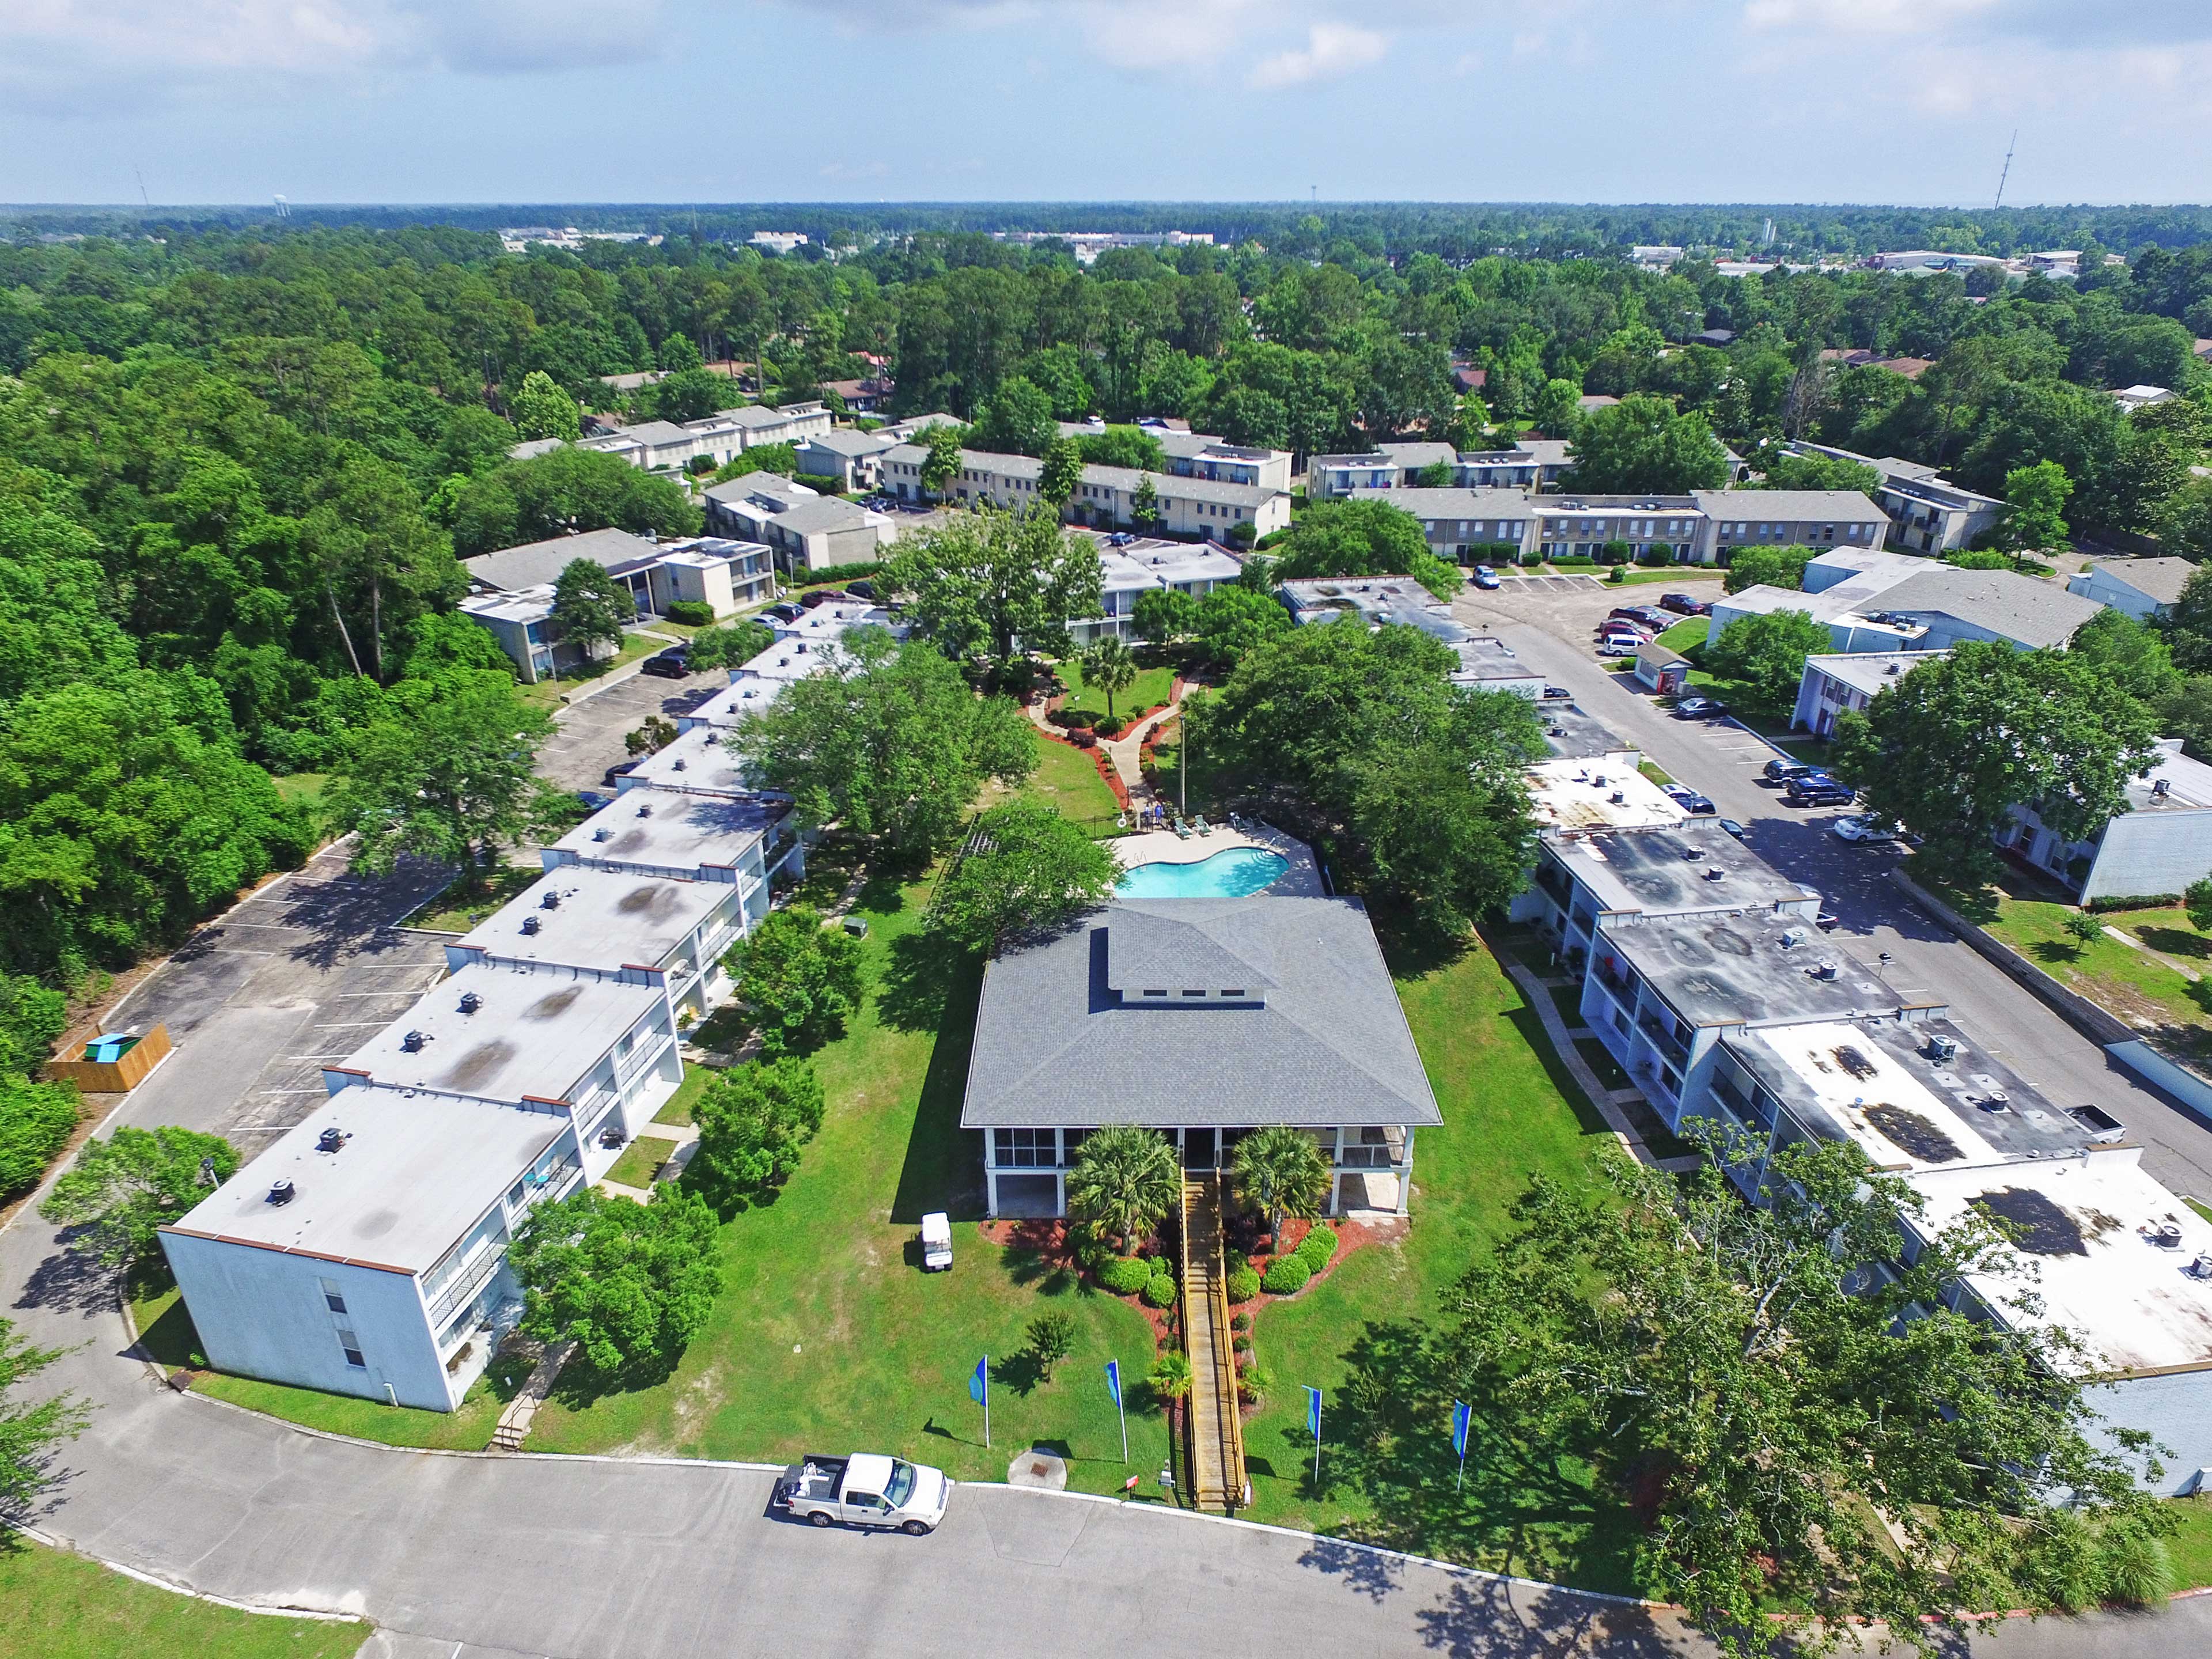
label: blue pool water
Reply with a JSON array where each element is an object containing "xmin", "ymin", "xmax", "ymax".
[{"xmin": 1116, "ymin": 847, "xmax": 1290, "ymax": 899}]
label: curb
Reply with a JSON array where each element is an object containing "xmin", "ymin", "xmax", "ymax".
[{"xmin": 8, "ymin": 1524, "xmax": 366, "ymax": 1624}]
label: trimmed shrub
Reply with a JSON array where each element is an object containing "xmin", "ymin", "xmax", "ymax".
[
  {"xmin": 1224, "ymin": 1265, "xmax": 1260, "ymax": 1304},
  {"xmin": 1141, "ymin": 1271, "xmax": 1176, "ymax": 1309},
  {"xmin": 1260, "ymin": 1255, "xmax": 1312, "ymax": 1296},
  {"xmin": 2086, "ymin": 893, "xmax": 2182, "ymax": 913},
  {"xmin": 1059, "ymin": 707, "xmax": 1097, "ymax": 729},
  {"xmin": 1297, "ymin": 1225, "xmax": 1338, "ymax": 1267},
  {"xmin": 1067, "ymin": 730, "xmax": 1098, "ymax": 749},
  {"xmin": 1232, "ymin": 1334, "xmax": 1252, "ymax": 1354},
  {"xmin": 1097, "ymin": 1256, "xmax": 1152, "ymax": 1295},
  {"xmin": 793, "ymin": 472, "xmax": 849, "ymax": 495},
  {"xmin": 1229, "ymin": 1312, "xmax": 1250, "ymax": 1333},
  {"xmin": 805, "ymin": 559, "xmax": 884, "ymax": 585},
  {"xmin": 1092, "ymin": 714, "xmax": 1124, "ymax": 738},
  {"xmin": 664, "ymin": 600, "xmax": 715, "ymax": 626},
  {"xmin": 2101, "ymin": 1531, "xmax": 2175, "ymax": 1608}
]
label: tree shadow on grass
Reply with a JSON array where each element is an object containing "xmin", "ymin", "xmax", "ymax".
[
  {"xmin": 2134, "ymin": 926, "xmax": 2211, "ymax": 962},
  {"xmin": 876, "ymin": 927, "xmax": 978, "ymax": 1037},
  {"xmin": 1503, "ymin": 1006, "xmax": 1613, "ymax": 1141},
  {"xmin": 888, "ymin": 938, "xmax": 987, "ymax": 1225}
]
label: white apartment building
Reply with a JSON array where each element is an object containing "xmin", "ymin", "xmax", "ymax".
[
  {"xmin": 2067, "ymin": 559, "xmax": 2199, "ymax": 624},
  {"xmin": 1779, "ymin": 441, "xmax": 2003, "ymax": 555},
  {"xmin": 1346, "ymin": 488, "xmax": 1533, "ymax": 559},
  {"xmin": 579, "ymin": 402, "xmax": 834, "ymax": 473},
  {"xmin": 1071, "ymin": 539, "xmax": 1244, "ymax": 645},
  {"xmin": 1277, "ymin": 575, "xmax": 1544, "ymax": 696},
  {"xmin": 878, "ymin": 445, "xmax": 1291, "ymax": 541}
]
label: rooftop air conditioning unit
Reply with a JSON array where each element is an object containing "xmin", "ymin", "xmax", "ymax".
[
  {"xmin": 1610, "ymin": 791, "xmax": 1626, "ymax": 805},
  {"xmin": 2153, "ymin": 778, "xmax": 2172, "ymax": 798},
  {"xmin": 672, "ymin": 758, "xmax": 686, "ymax": 771},
  {"xmin": 1704, "ymin": 867, "xmax": 1726, "ymax": 881},
  {"xmin": 1779, "ymin": 928, "xmax": 1808, "ymax": 948},
  {"xmin": 459, "ymin": 991, "xmax": 482, "ymax": 1013},
  {"xmin": 1814, "ymin": 961, "xmax": 1839, "ymax": 980},
  {"xmin": 520, "ymin": 915, "xmax": 540, "ymax": 935},
  {"xmin": 638, "ymin": 803, "xmax": 653, "ymax": 817},
  {"xmin": 316, "ymin": 1127, "xmax": 346, "ymax": 1154},
  {"xmin": 402, "ymin": 1030, "xmax": 426, "ymax": 1052},
  {"xmin": 1885, "ymin": 662, "xmax": 1902, "ymax": 675},
  {"xmin": 267, "ymin": 1179, "xmax": 296, "ymax": 1206},
  {"xmin": 593, "ymin": 827, "xmax": 611, "ymax": 842},
  {"xmin": 1927, "ymin": 1034, "xmax": 1960, "ymax": 1064},
  {"xmin": 543, "ymin": 891, "xmax": 560, "ymax": 909}
]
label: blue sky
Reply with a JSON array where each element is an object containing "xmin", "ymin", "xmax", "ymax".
[{"xmin": 4, "ymin": 2, "xmax": 2210, "ymax": 206}]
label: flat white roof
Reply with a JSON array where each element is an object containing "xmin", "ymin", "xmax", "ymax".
[
  {"xmin": 1744, "ymin": 1021, "xmax": 2010, "ymax": 1171},
  {"xmin": 551, "ymin": 790, "xmax": 785, "ymax": 876},
  {"xmin": 167, "ymin": 1092, "xmax": 567, "ymax": 1275},
  {"xmin": 1803, "ymin": 650, "xmax": 1948, "ymax": 699},
  {"xmin": 336, "ymin": 963, "xmax": 662, "ymax": 1105},
  {"xmin": 622, "ymin": 726, "xmax": 753, "ymax": 796},
  {"xmin": 1906, "ymin": 1152, "xmax": 2212, "ymax": 1378},
  {"xmin": 1526, "ymin": 757, "xmax": 1686, "ymax": 831},
  {"xmin": 456, "ymin": 866, "xmax": 726, "ymax": 972}
]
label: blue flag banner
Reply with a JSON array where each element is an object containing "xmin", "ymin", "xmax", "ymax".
[
  {"xmin": 1452, "ymin": 1400, "xmax": 1472, "ymax": 1457},
  {"xmin": 1305, "ymin": 1385, "xmax": 1323, "ymax": 1438},
  {"xmin": 1105, "ymin": 1359, "xmax": 1123, "ymax": 1408},
  {"xmin": 968, "ymin": 1357, "xmax": 988, "ymax": 1405}
]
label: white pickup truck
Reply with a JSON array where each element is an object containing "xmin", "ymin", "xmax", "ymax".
[{"xmin": 775, "ymin": 1453, "xmax": 952, "ymax": 1535}]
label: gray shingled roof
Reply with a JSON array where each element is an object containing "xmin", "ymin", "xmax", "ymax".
[
  {"xmin": 772, "ymin": 497, "xmax": 872, "ymax": 535},
  {"xmin": 463, "ymin": 527, "xmax": 660, "ymax": 592},
  {"xmin": 961, "ymin": 896, "xmax": 1443, "ymax": 1130},
  {"xmin": 1873, "ymin": 567, "xmax": 2107, "ymax": 649},
  {"xmin": 2094, "ymin": 558, "xmax": 2196, "ymax": 605},
  {"xmin": 1690, "ymin": 488, "xmax": 1889, "ymax": 523}
]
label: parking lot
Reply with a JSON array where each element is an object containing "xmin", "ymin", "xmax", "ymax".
[
  {"xmin": 535, "ymin": 667, "xmax": 721, "ymax": 792},
  {"xmin": 94, "ymin": 843, "xmax": 454, "ymax": 1162}
]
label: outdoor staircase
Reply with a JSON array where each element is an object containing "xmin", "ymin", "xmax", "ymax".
[{"xmin": 1180, "ymin": 1174, "xmax": 1248, "ymax": 1513}]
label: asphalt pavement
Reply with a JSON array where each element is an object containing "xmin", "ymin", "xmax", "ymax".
[
  {"xmin": 534, "ymin": 669, "xmax": 719, "ymax": 793},
  {"xmin": 1460, "ymin": 576, "xmax": 2212, "ymax": 1203}
]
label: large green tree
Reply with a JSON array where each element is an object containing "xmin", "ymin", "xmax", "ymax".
[
  {"xmin": 1193, "ymin": 618, "xmax": 1546, "ymax": 931},
  {"xmin": 510, "ymin": 370, "xmax": 581, "ymax": 443},
  {"xmin": 1065, "ymin": 1123, "xmax": 1181, "ymax": 1252},
  {"xmin": 721, "ymin": 905, "xmax": 865, "ymax": 1054},
  {"xmin": 930, "ymin": 801, "xmax": 1116, "ymax": 949},
  {"xmin": 0, "ymin": 1074, "xmax": 81, "ymax": 1201},
  {"xmin": 508, "ymin": 1185, "xmax": 723, "ymax": 1380},
  {"xmin": 1701, "ymin": 609, "xmax": 1834, "ymax": 714},
  {"xmin": 41, "ymin": 1125, "xmax": 239, "ymax": 1269},
  {"xmin": 1444, "ymin": 1134, "xmax": 2171, "ymax": 1654},
  {"xmin": 1271, "ymin": 498, "xmax": 1459, "ymax": 600},
  {"xmin": 1752, "ymin": 450, "xmax": 1882, "ymax": 494},
  {"xmin": 883, "ymin": 506, "xmax": 1103, "ymax": 664},
  {"xmin": 970, "ymin": 375, "xmax": 1057, "ymax": 457},
  {"xmin": 1831, "ymin": 641, "xmax": 2162, "ymax": 888},
  {"xmin": 2003, "ymin": 459, "xmax": 2073, "ymax": 556},
  {"xmin": 1078, "ymin": 634, "xmax": 1137, "ymax": 722},
  {"xmin": 1562, "ymin": 393, "xmax": 1732, "ymax": 494},
  {"xmin": 1192, "ymin": 585, "xmax": 1290, "ymax": 665},
  {"xmin": 1721, "ymin": 543, "xmax": 1813, "ymax": 594},
  {"xmin": 1132, "ymin": 586, "xmax": 1199, "ymax": 645},
  {"xmin": 548, "ymin": 557, "xmax": 635, "ymax": 662},
  {"xmin": 691, "ymin": 1056, "xmax": 825, "ymax": 1197},
  {"xmin": 736, "ymin": 629, "xmax": 1035, "ymax": 860},
  {"xmin": 325, "ymin": 667, "xmax": 559, "ymax": 880}
]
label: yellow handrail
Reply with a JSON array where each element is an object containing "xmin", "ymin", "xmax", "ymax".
[{"xmin": 1209, "ymin": 1174, "xmax": 1249, "ymax": 1509}]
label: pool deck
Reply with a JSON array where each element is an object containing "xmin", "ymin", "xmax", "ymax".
[{"xmin": 1113, "ymin": 820, "xmax": 1325, "ymax": 897}]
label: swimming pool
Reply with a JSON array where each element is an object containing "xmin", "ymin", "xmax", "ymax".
[{"xmin": 1116, "ymin": 847, "xmax": 1290, "ymax": 899}]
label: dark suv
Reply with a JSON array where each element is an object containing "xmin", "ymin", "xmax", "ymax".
[
  {"xmin": 1763, "ymin": 758, "xmax": 1817, "ymax": 783},
  {"xmin": 1785, "ymin": 773, "xmax": 1856, "ymax": 806}
]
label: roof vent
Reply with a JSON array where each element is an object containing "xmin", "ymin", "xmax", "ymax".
[
  {"xmin": 1703, "ymin": 866, "xmax": 1726, "ymax": 881},
  {"xmin": 672, "ymin": 758, "xmax": 686, "ymax": 771},
  {"xmin": 520, "ymin": 915, "xmax": 541, "ymax": 935},
  {"xmin": 459, "ymin": 990, "xmax": 482, "ymax": 1014},
  {"xmin": 592, "ymin": 827, "xmax": 611, "ymax": 842},
  {"xmin": 638, "ymin": 803, "xmax": 653, "ymax": 817},
  {"xmin": 1609, "ymin": 791, "xmax": 1626, "ymax": 805},
  {"xmin": 267, "ymin": 1179, "xmax": 296, "ymax": 1206},
  {"xmin": 1814, "ymin": 960, "xmax": 1839, "ymax": 980},
  {"xmin": 316, "ymin": 1127, "xmax": 347, "ymax": 1154},
  {"xmin": 401, "ymin": 1029, "xmax": 427, "ymax": 1052}
]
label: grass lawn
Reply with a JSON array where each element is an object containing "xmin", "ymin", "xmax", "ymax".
[
  {"xmin": 0, "ymin": 1534, "xmax": 363, "ymax": 1659},
  {"xmin": 128, "ymin": 1279, "xmax": 524, "ymax": 1450},
  {"xmin": 271, "ymin": 772, "xmax": 327, "ymax": 825},
  {"xmin": 1059, "ymin": 660, "xmax": 1176, "ymax": 722},
  {"xmin": 407, "ymin": 862, "xmax": 540, "ymax": 933},
  {"xmin": 2170, "ymin": 1500, "xmax": 2212, "ymax": 1591},
  {"xmin": 1637, "ymin": 759, "xmax": 1676, "ymax": 787},
  {"xmin": 520, "ymin": 632, "xmax": 661, "ymax": 709},
  {"xmin": 1655, "ymin": 616, "xmax": 1709, "ymax": 652},
  {"xmin": 991, "ymin": 726, "xmax": 1123, "ymax": 836},
  {"xmin": 653, "ymin": 1061, "xmax": 715, "ymax": 1127},
  {"xmin": 1548, "ymin": 983, "xmax": 1586, "ymax": 1031},
  {"xmin": 1616, "ymin": 569, "xmax": 1724, "ymax": 588},
  {"xmin": 1233, "ymin": 938, "xmax": 1628, "ymax": 1589},
  {"xmin": 2188, "ymin": 1197, "xmax": 2212, "ymax": 1225},
  {"xmin": 1976, "ymin": 880, "xmax": 2212, "ymax": 1065},
  {"xmin": 605, "ymin": 1135, "xmax": 679, "ymax": 1189},
  {"xmin": 524, "ymin": 875, "xmax": 1173, "ymax": 1501}
]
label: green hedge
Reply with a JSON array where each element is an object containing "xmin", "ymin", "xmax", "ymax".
[
  {"xmin": 801, "ymin": 559, "xmax": 884, "ymax": 586},
  {"xmin": 1140, "ymin": 1272, "xmax": 1177, "ymax": 1308},
  {"xmin": 1224, "ymin": 1266, "xmax": 1260, "ymax": 1304},
  {"xmin": 1297, "ymin": 1225, "xmax": 1338, "ymax": 1267},
  {"xmin": 2086, "ymin": 893, "xmax": 2184, "ymax": 913},
  {"xmin": 1260, "ymin": 1255, "xmax": 1312, "ymax": 1296},
  {"xmin": 1097, "ymin": 1256, "xmax": 1152, "ymax": 1296},
  {"xmin": 663, "ymin": 600, "xmax": 715, "ymax": 626}
]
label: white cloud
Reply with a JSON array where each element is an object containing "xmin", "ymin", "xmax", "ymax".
[{"xmin": 1249, "ymin": 21, "xmax": 1388, "ymax": 89}]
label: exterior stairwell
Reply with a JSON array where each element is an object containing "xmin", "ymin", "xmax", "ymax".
[{"xmin": 1180, "ymin": 1174, "xmax": 1248, "ymax": 1513}]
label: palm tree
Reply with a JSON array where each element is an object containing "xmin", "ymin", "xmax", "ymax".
[
  {"xmin": 1147, "ymin": 1349, "xmax": 1192, "ymax": 1407},
  {"xmin": 1081, "ymin": 635, "xmax": 1138, "ymax": 724},
  {"xmin": 1066, "ymin": 1124, "xmax": 1181, "ymax": 1252},
  {"xmin": 1230, "ymin": 1125, "xmax": 1331, "ymax": 1253}
]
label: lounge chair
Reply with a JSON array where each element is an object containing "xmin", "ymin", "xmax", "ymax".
[
  {"xmin": 1173, "ymin": 817, "xmax": 1191, "ymax": 839},
  {"xmin": 1194, "ymin": 815, "xmax": 1212, "ymax": 836}
]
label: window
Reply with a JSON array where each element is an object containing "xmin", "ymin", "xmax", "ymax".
[
  {"xmin": 1143, "ymin": 987, "xmax": 1168, "ymax": 998},
  {"xmin": 337, "ymin": 1330, "xmax": 366, "ymax": 1369},
  {"xmin": 1182, "ymin": 989, "xmax": 1206, "ymax": 998},
  {"xmin": 993, "ymin": 1128, "xmax": 1055, "ymax": 1168},
  {"xmin": 319, "ymin": 1277, "xmax": 347, "ymax": 1315},
  {"xmin": 1221, "ymin": 988, "xmax": 1245, "ymax": 999}
]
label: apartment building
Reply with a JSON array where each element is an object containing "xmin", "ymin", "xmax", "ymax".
[
  {"xmin": 1346, "ymin": 487, "xmax": 1533, "ymax": 558},
  {"xmin": 795, "ymin": 428, "xmax": 899, "ymax": 491},
  {"xmin": 2067, "ymin": 558, "xmax": 2199, "ymax": 624},
  {"xmin": 1307, "ymin": 441, "xmax": 1456, "ymax": 499},
  {"xmin": 702, "ymin": 472, "xmax": 892, "ymax": 574},
  {"xmin": 1781, "ymin": 441, "xmax": 2004, "ymax": 554},
  {"xmin": 877, "ymin": 444, "xmax": 1291, "ymax": 541},
  {"xmin": 578, "ymin": 402, "xmax": 834, "ymax": 473},
  {"xmin": 675, "ymin": 603, "xmax": 904, "ymax": 720},
  {"xmin": 1790, "ymin": 650, "xmax": 1946, "ymax": 737},
  {"xmin": 1998, "ymin": 740, "xmax": 2212, "ymax": 904},
  {"xmin": 1278, "ymin": 575, "xmax": 1545, "ymax": 696},
  {"xmin": 1071, "ymin": 539, "xmax": 1243, "ymax": 646},
  {"xmin": 459, "ymin": 531, "xmax": 775, "ymax": 683},
  {"xmin": 162, "ymin": 773, "xmax": 803, "ymax": 1412}
]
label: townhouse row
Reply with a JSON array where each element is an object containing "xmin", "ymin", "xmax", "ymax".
[
  {"xmin": 160, "ymin": 776, "xmax": 806, "ymax": 1412},
  {"xmin": 1349, "ymin": 484, "xmax": 1892, "ymax": 564},
  {"xmin": 877, "ymin": 444, "xmax": 1293, "ymax": 543}
]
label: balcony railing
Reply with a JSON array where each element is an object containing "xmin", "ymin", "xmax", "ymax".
[{"xmin": 1637, "ymin": 1012, "xmax": 1689, "ymax": 1069}]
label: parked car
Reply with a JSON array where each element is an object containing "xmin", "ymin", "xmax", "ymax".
[
  {"xmin": 1673, "ymin": 696, "xmax": 1728, "ymax": 719},
  {"xmin": 1833, "ymin": 813, "xmax": 1906, "ymax": 844},
  {"xmin": 603, "ymin": 758, "xmax": 643, "ymax": 787},
  {"xmin": 1597, "ymin": 638, "xmax": 1641, "ymax": 658},
  {"xmin": 1543, "ymin": 685, "xmax": 1572, "ymax": 700},
  {"xmin": 800, "ymin": 588, "xmax": 838, "ymax": 608},
  {"xmin": 1659, "ymin": 592, "xmax": 1712, "ymax": 615},
  {"xmin": 777, "ymin": 1454, "xmax": 951, "ymax": 1535},
  {"xmin": 1815, "ymin": 911, "xmax": 1842, "ymax": 931},
  {"xmin": 1717, "ymin": 818, "xmax": 1746, "ymax": 839},
  {"xmin": 1469, "ymin": 564, "xmax": 1501, "ymax": 589},
  {"xmin": 574, "ymin": 789, "xmax": 614, "ymax": 812},
  {"xmin": 846, "ymin": 579, "xmax": 877, "ymax": 599},
  {"xmin": 1785, "ymin": 774, "xmax": 1857, "ymax": 806},
  {"xmin": 2065, "ymin": 1104, "xmax": 2127, "ymax": 1144},
  {"xmin": 1763, "ymin": 758, "xmax": 1818, "ymax": 783},
  {"xmin": 767, "ymin": 603, "xmax": 804, "ymax": 622},
  {"xmin": 1661, "ymin": 783, "xmax": 1717, "ymax": 815},
  {"xmin": 1607, "ymin": 605, "xmax": 1669, "ymax": 629},
  {"xmin": 640, "ymin": 649, "xmax": 690, "ymax": 679}
]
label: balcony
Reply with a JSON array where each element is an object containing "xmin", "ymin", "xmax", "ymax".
[{"xmin": 1635, "ymin": 1012, "xmax": 1689, "ymax": 1070}]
